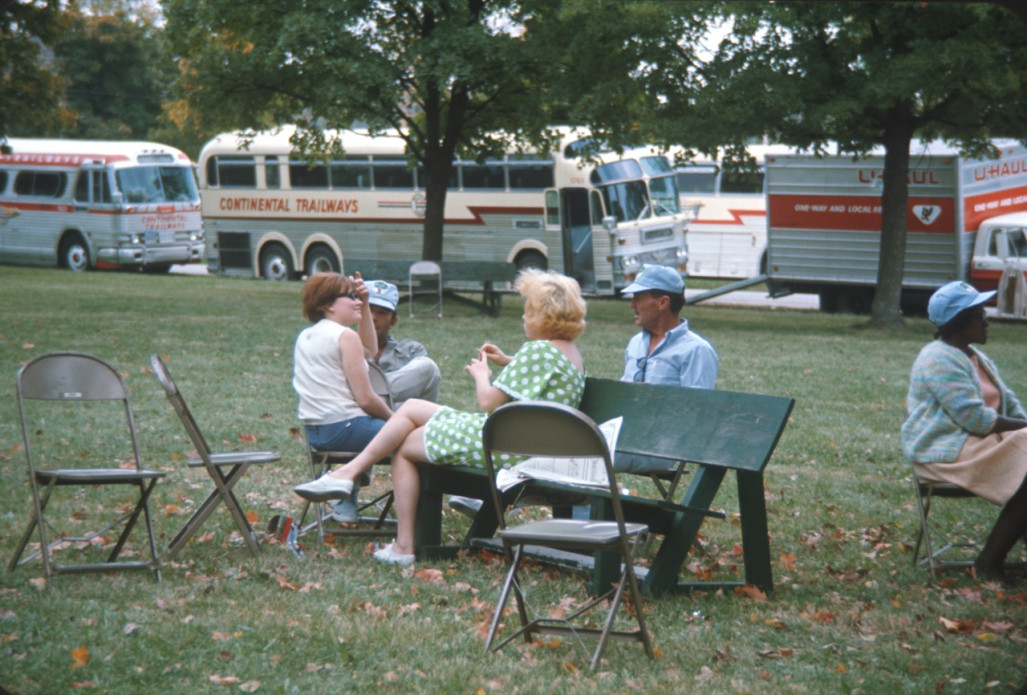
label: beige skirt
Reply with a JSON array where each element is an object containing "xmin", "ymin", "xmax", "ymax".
[{"xmin": 913, "ymin": 429, "xmax": 1027, "ymax": 505}]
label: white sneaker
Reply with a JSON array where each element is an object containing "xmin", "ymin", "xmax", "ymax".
[
  {"xmin": 373, "ymin": 543, "xmax": 415, "ymax": 567},
  {"xmin": 328, "ymin": 492, "xmax": 360, "ymax": 523},
  {"xmin": 294, "ymin": 474, "xmax": 354, "ymax": 502}
]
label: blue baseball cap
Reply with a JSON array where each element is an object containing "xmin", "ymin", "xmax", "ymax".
[
  {"xmin": 366, "ymin": 279, "xmax": 399, "ymax": 312},
  {"xmin": 927, "ymin": 281, "xmax": 995, "ymax": 327},
  {"xmin": 621, "ymin": 265, "xmax": 685, "ymax": 296}
]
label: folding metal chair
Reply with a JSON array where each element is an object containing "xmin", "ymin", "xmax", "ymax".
[
  {"xmin": 481, "ymin": 401, "xmax": 654, "ymax": 671},
  {"xmin": 911, "ymin": 475, "xmax": 1027, "ymax": 577},
  {"xmin": 8, "ymin": 352, "xmax": 165, "ymax": 581},
  {"xmin": 150, "ymin": 354, "xmax": 281, "ymax": 559},
  {"xmin": 296, "ymin": 360, "xmax": 396, "ymax": 542},
  {"xmin": 408, "ymin": 260, "xmax": 442, "ymax": 318}
]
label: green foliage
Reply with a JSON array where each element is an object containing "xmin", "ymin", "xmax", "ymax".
[
  {"xmin": 647, "ymin": 2, "xmax": 1027, "ymax": 328},
  {"xmin": 0, "ymin": 0, "xmax": 75, "ymax": 138},
  {"xmin": 161, "ymin": 0, "xmax": 708, "ymax": 259},
  {"xmin": 1, "ymin": 267, "xmax": 1026, "ymax": 692},
  {"xmin": 53, "ymin": 8, "xmax": 175, "ymax": 140}
]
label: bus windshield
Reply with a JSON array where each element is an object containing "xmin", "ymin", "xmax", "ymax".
[
  {"xmin": 591, "ymin": 156, "xmax": 681, "ymax": 222},
  {"xmin": 116, "ymin": 166, "xmax": 199, "ymax": 204}
]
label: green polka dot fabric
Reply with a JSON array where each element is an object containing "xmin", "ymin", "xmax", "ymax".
[{"xmin": 424, "ymin": 340, "xmax": 586, "ymax": 468}]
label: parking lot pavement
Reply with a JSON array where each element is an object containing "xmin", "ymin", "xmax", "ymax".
[
  {"xmin": 170, "ymin": 264, "xmax": 209, "ymax": 276},
  {"xmin": 685, "ymin": 289, "xmax": 820, "ymax": 311}
]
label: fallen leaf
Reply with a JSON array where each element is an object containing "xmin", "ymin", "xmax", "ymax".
[
  {"xmin": 71, "ymin": 646, "xmax": 89, "ymax": 669},
  {"xmin": 123, "ymin": 623, "xmax": 140, "ymax": 636},
  {"xmin": 239, "ymin": 681, "xmax": 261, "ymax": 692},
  {"xmin": 413, "ymin": 568, "xmax": 444, "ymax": 585},
  {"xmin": 239, "ymin": 433, "xmax": 257, "ymax": 444},
  {"xmin": 735, "ymin": 584, "xmax": 767, "ymax": 602}
]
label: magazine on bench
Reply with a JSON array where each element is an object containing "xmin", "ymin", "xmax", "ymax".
[{"xmin": 496, "ymin": 416, "xmax": 622, "ymax": 490}]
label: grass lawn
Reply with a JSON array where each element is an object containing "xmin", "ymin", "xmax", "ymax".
[{"xmin": 1, "ymin": 266, "xmax": 1025, "ymax": 694}]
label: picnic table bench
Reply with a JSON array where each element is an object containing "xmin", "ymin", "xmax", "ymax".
[
  {"xmin": 341, "ymin": 259, "xmax": 518, "ymax": 316},
  {"xmin": 413, "ymin": 376, "xmax": 795, "ymax": 597}
]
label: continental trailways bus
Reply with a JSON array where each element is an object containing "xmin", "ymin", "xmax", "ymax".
[
  {"xmin": 0, "ymin": 138, "xmax": 204, "ymax": 272},
  {"xmin": 197, "ymin": 126, "xmax": 691, "ymax": 294}
]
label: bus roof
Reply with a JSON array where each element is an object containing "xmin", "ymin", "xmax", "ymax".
[{"xmin": 1, "ymin": 138, "xmax": 191, "ymax": 166}]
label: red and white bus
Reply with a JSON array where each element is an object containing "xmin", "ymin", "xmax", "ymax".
[
  {"xmin": 0, "ymin": 138, "xmax": 204, "ymax": 272},
  {"xmin": 198, "ymin": 126, "xmax": 692, "ymax": 294},
  {"xmin": 671, "ymin": 143, "xmax": 801, "ymax": 280}
]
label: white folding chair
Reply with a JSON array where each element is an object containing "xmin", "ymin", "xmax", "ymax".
[{"xmin": 408, "ymin": 260, "xmax": 442, "ymax": 318}]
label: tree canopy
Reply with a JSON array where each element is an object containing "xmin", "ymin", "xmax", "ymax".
[
  {"xmin": 0, "ymin": 0, "xmax": 74, "ymax": 141},
  {"xmin": 162, "ymin": 0, "xmax": 707, "ymax": 260},
  {"xmin": 647, "ymin": 1, "xmax": 1027, "ymax": 326}
]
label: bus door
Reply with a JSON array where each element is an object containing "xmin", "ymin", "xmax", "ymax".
[{"xmin": 558, "ymin": 187, "xmax": 595, "ymax": 291}]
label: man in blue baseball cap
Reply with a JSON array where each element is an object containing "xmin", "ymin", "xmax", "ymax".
[
  {"xmin": 365, "ymin": 279, "xmax": 440, "ymax": 406},
  {"xmin": 616, "ymin": 265, "xmax": 719, "ymax": 473}
]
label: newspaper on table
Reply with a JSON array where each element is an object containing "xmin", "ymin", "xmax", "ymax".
[{"xmin": 495, "ymin": 417, "xmax": 622, "ymax": 491}]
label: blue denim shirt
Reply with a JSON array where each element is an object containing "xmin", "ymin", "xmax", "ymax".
[{"xmin": 620, "ymin": 319, "xmax": 719, "ymax": 389}]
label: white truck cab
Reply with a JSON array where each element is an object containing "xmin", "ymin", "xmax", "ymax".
[{"xmin": 972, "ymin": 211, "xmax": 1027, "ymax": 319}]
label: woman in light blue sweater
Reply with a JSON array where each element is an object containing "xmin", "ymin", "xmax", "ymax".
[{"xmin": 902, "ymin": 282, "xmax": 1027, "ymax": 581}]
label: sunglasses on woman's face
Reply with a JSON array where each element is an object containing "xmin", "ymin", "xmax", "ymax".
[{"xmin": 336, "ymin": 291, "xmax": 359, "ymax": 301}]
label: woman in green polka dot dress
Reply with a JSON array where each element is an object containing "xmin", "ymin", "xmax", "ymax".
[{"xmin": 295, "ymin": 269, "xmax": 587, "ymax": 566}]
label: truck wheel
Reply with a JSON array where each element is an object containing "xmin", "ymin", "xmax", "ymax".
[
  {"xmin": 260, "ymin": 243, "xmax": 293, "ymax": 281},
  {"xmin": 515, "ymin": 250, "xmax": 547, "ymax": 272},
  {"xmin": 60, "ymin": 234, "xmax": 89, "ymax": 273},
  {"xmin": 305, "ymin": 246, "xmax": 339, "ymax": 276}
]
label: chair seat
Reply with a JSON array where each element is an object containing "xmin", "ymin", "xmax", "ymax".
[
  {"xmin": 498, "ymin": 518, "xmax": 648, "ymax": 548},
  {"xmin": 36, "ymin": 468, "xmax": 166, "ymax": 484},
  {"xmin": 187, "ymin": 451, "xmax": 281, "ymax": 468}
]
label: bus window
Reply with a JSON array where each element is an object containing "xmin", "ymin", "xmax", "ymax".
[
  {"xmin": 720, "ymin": 169, "xmax": 763, "ymax": 194},
  {"xmin": 508, "ymin": 156, "xmax": 554, "ymax": 189},
  {"xmin": 14, "ymin": 171, "xmax": 67, "ymax": 197},
  {"xmin": 330, "ymin": 156, "xmax": 371, "ymax": 189},
  {"xmin": 74, "ymin": 170, "xmax": 111, "ymax": 204},
  {"xmin": 461, "ymin": 160, "xmax": 505, "ymax": 189},
  {"xmin": 0, "ymin": 170, "xmax": 7, "ymax": 193},
  {"xmin": 215, "ymin": 156, "xmax": 257, "ymax": 188},
  {"xmin": 290, "ymin": 161, "xmax": 329, "ymax": 188},
  {"xmin": 648, "ymin": 175, "xmax": 681, "ymax": 216},
  {"xmin": 545, "ymin": 189, "xmax": 560, "ymax": 226},
  {"xmin": 159, "ymin": 166, "xmax": 198, "ymax": 202},
  {"xmin": 591, "ymin": 159, "xmax": 643, "ymax": 184},
  {"xmin": 640, "ymin": 156, "xmax": 673, "ymax": 175},
  {"xmin": 117, "ymin": 166, "xmax": 198, "ymax": 203},
  {"xmin": 675, "ymin": 165, "xmax": 717, "ymax": 194},
  {"xmin": 373, "ymin": 157, "xmax": 414, "ymax": 189},
  {"xmin": 265, "ymin": 156, "xmax": 281, "ymax": 189},
  {"xmin": 598, "ymin": 180, "xmax": 648, "ymax": 222}
]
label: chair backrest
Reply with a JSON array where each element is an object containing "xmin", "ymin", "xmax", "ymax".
[
  {"xmin": 17, "ymin": 351, "xmax": 142, "ymax": 470},
  {"xmin": 481, "ymin": 400, "xmax": 626, "ymax": 532},
  {"xmin": 150, "ymin": 354, "xmax": 213, "ymax": 461},
  {"xmin": 409, "ymin": 260, "xmax": 442, "ymax": 318}
]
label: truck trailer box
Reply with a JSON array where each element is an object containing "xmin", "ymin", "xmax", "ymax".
[{"xmin": 764, "ymin": 140, "xmax": 1027, "ymax": 315}]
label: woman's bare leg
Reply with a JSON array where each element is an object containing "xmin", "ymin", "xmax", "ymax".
[{"xmin": 326, "ymin": 399, "xmax": 440, "ymax": 482}]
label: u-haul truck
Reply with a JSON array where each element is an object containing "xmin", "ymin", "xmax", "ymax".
[{"xmin": 764, "ymin": 140, "xmax": 1027, "ymax": 318}]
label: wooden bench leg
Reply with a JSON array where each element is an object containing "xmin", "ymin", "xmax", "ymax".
[
  {"xmin": 737, "ymin": 470, "xmax": 773, "ymax": 593},
  {"xmin": 644, "ymin": 466, "xmax": 725, "ymax": 597}
]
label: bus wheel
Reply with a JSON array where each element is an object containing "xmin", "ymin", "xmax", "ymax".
[
  {"xmin": 260, "ymin": 243, "xmax": 293, "ymax": 281},
  {"xmin": 60, "ymin": 234, "xmax": 89, "ymax": 272},
  {"xmin": 515, "ymin": 250, "xmax": 547, "ymax": 272},
  {"xmin": 305, "ymin": 246, "xmax": 339, "ymax": 276}
]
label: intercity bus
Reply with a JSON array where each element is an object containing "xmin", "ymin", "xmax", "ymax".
[
  {"xmin": 0, "ymin": 138, "xmax": 204, "ymax": 272},
  {"xmin": 197, "ymin": 126, "xmax": 691, "ymax": 294},
  {"xmin": 672, "ymin": 144, "xmax": 798, "ymax": 280}
]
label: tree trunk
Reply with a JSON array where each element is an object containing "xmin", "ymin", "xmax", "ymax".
[{"xmin": 869, "ymin": 123, "xmax": 915, "ymax": 328}]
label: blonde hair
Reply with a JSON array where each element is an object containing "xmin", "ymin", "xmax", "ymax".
[
  {"xmin": 301, "ymin": 273, "xmax": 350, "ymax": 322},
  {"xmin": 516, "ymin": 269, "xmax": 586, "ymax": 341}
]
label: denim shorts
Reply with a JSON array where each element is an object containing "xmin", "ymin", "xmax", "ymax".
[{"xmin": 305, "ymin": 416, "xmax": 386, "ymax": 452}]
